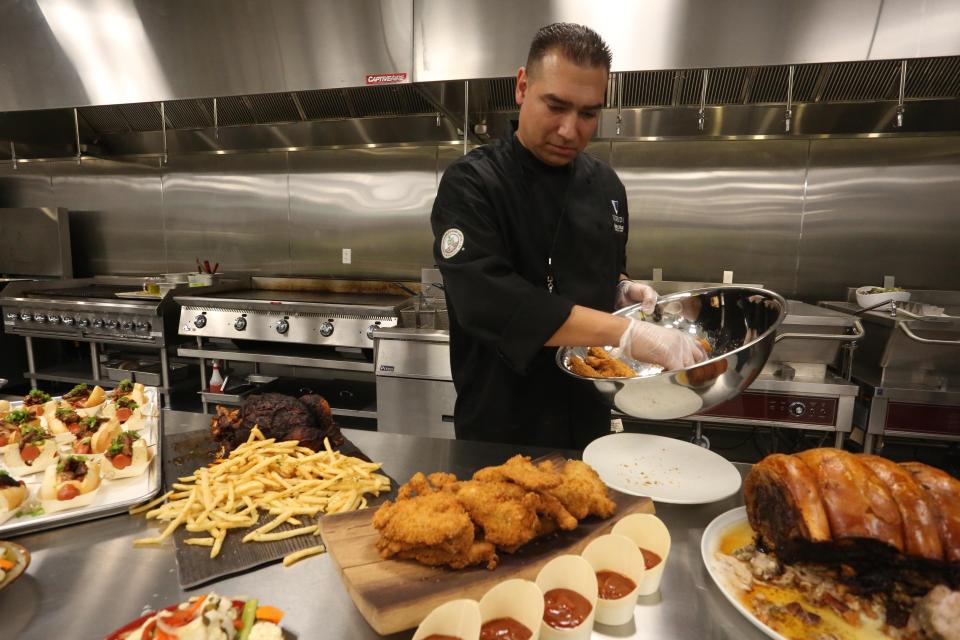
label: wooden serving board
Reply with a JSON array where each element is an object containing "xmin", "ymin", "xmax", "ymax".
[{"xmin": 319, "ymin": 485, "xmax": 654, "ymax": 635}]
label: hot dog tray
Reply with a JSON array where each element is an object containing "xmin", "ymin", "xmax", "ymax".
[{"xmin": 0, "ymin": 387, "xmax": 162, "ymax": 537}]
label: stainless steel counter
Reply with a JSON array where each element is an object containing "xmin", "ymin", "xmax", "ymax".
[{"xmin": 0, "ymin": 410, "xmax": 764, "ymax": 640}]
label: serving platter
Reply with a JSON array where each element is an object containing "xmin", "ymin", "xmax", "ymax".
[
  {"xmin": 701, "ymin": 507, "xmax": 786, "ymax": 640},
  {"xmin": 583, "ymin": 433, "xmax": 742, "ymax": 504},
  {"xmin": 0, "ymin": 387, "xmax": 162, "ymax": 536},
  {"xmin": 0, "ymin": 541, "xmax": 30, "ymax": 591}
]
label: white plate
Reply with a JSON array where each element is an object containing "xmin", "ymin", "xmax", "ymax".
[
  {"xmin": 701, "ymin": 507, "xmax": 785, "ymax": 640},
  {"xmin": 582, "ymin": 433, "xmax": 741, "ymax": 504}
]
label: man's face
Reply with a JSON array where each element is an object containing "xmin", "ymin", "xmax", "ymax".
[{"xmin": 515, "ymin": 50, "xmax": 607, "ymax": 166}]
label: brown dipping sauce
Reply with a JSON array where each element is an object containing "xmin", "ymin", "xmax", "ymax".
[
  {"xmin": 543, "ymin": 588, "xmax": 592, "ymax": 629},
  {"xmin": 640, "ymin": 548, "xmax": 662, "ymax": 570},
  {"xmin": 422, "ymin": 635, "xmax": 462, "ymax": 640},
  {"xmin": 479, "ymin": 617, "xmax": 532, "ymax": 640},
  {"xmin": 596, "ymin": 570, "xmax": 637, "ymax": 600}
]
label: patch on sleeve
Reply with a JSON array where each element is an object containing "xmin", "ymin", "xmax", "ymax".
[{"xmin": 440, "ymin": 228, "xmax": 465, "ymax": 259}]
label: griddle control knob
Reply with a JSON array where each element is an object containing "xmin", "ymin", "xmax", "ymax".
[
  {"xmin": 105, "ymin": 319, "xmax": 119, "ymax": 329},
  {"xmin": 62, "ymin": 316, "xmax": 75, "ymax": 326},
  {"xmin": 136, "ymin": 321, "xmax": 150, "ymax": 332},
  {"xmin": 788, "ymin": 401, "xmax": 807, "ymax": 417},
  {"xmin": 120, "ymin": 321, "xmax": 133, "ymax": 331},
  {"xmin": 93, "ymin": 319, "xmax": 104, "ymax": 328},
  {"xmin": 34, "ymin": 313, "xmax": 47, "ymax": 323},
  {"xmin": 319, "ymin": 321, "xmax": 334, "ymax": 337},
  {"xmin": 4, "ymin": 312, "xmax": 16, "ymax": 322},
  {"xmin": 234, "ymin": 317, "xmax": 247, "ymax": 331},
  {"xmin": 20, "ymin": 312, "xmax": 32, "ymax": 322},
  {"xmin": 193, "ymin": 315, "xmax": 207, "ymax": 328},
  {"xmin": 276, "ymin": 319, "xmax": 289, "ymax": 335},
  {"xmin": 48, "ymin": 315, "xmax": 61, "ymax": 325},
  {"xmin": 77, "ymin": 318, "xmax": 90, "ymax": 328}
]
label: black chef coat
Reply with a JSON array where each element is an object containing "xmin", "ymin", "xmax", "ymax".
[{"xmin": 431, "ymin": 134, "xmax": 629, "ymax": 449}]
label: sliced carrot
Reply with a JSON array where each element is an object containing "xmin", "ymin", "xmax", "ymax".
[
  {"xmin": 0, "ymin": 558, "xmax": 15, "ymax": 571},
  {"xmin": 255, "ymin": 605, "xmax": 285, "ymax": 624}
]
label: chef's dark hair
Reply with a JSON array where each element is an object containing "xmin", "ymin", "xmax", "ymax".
[{"xmin": 526, "ymin": 23, "xmax": 612, "ymax": 77}]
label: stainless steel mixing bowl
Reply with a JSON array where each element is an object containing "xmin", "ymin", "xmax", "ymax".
[{"xmin": 557, "ymin": 286, "xmax": 787, "ymax": 420}]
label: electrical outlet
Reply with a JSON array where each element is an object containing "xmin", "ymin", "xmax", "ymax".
[{"xmin": 342, "ymin": 248, "xmax": 352, "ymax": 264}]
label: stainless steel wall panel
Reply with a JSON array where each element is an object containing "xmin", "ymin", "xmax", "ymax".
[
  {"xmin": 414, "ymin": 0, "xmax": 916, "ymax": 81},
  {"xmin": 0, "ymin": 163, "xmax": 53, "ymax": 208},
  {"xmin": 162, "ymin": 153, "xmax": 291, "ymax": 275},
  {"xmin": 871, "ymin": 0, "xmax": 960, "ymax": 60},
  {"xmin": 796, "ymin": 138, "xmax": 960, "ymax": 301},
  {"xmin": 612, "ymin": 140, "xmax": 808, "ymax": 296},
  {"xmin": 49, "ymin": 158, "xmax": 165, "ymax": 276},
  {"xmin": 288, "ymin": 147, "xmax": 437, "ymax": 278},
  {"xmin": 0, "ymin": 0, "xmax": 413, "ymax": 112}
]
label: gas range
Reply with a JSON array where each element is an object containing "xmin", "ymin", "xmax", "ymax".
[
  {"xmin": 0, "ymin": 277, "xmax": 240, "ymax": 346},
  {"xmin": 174, "ymin": 277, "xmax": 413, "ymax": 349}
]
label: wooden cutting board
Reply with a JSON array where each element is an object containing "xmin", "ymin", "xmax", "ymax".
[{"xmin": 319, "ymin": 487, "xmax": 654, "ymax": 635}]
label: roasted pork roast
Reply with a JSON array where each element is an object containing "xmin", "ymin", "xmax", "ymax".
[{"xmin": 210, "ymin": 392, "xmax": 342, "ymax": 452}]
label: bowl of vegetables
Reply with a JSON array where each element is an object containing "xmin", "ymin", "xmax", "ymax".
[{"xmin": 856, "ymin": 286, "xmax": 911, "ymax": 311}]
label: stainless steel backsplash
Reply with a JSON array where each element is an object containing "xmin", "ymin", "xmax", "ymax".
[{"xmin": 1, "ymin": 137, "xmax": 958, "ymax": 301}]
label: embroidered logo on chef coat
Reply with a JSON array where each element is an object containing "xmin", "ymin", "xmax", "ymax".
[
  {"xmin": 611, "ymin": 200, "xmax": 624, "ymax": 233},
  {"xmin": 440, "ymin": 228, "xmax": 465, "ymax": 259}
]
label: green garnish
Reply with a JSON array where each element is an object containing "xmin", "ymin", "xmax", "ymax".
[
  {"xmin": 56, "ymin": 455, "xmax": 88, "ymax": 473},
  {"xmin": 5, "ymin": 409, "xmax": 32, "ymax": 425},
  {"xmin": 79, "ymin": 416, "xmax": 98, "ymax": 430},
  {"xmin": 64, "ymin": 384, "xmax": 89, "ymax": 398},
  {"xmin": 19, "ymin": 425, "xmax": 51, "ymax": 441},
  {"xmin": 117, "ymin": 379, "xmax": 134, "ymax": 392},
  {"xmin": 27, "ymin": 389, "xmax": 51, "ymax": 402},
  {"xmin": 15, "ymin": 504, "xmax": 44, "ymax": 518},
  {"xmin": 56, "ymin": 407, "xmax": 77, "ymax": 419},
  {"xmin": 107, "ymin": 431, "xmax": 140, "ymax": 456},
  {"xmin": 117, "ymin": 396, "xmax": 139, "ymax": 410}
]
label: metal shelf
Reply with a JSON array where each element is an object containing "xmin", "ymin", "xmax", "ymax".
[
  {"xmin": 177, "ymin": 346, "xmax": 374, "ymax": 372},
  {"xmin": 197, "ymin": 390, "xmax": 377, "ymax": 420},
  {"xmin": 331, "ymin": 406, "xmax": 377, "ymax": 420}
]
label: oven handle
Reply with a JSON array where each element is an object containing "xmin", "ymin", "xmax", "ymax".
[
  {"xmin": 773, "ymin": 319, "xmax": 865, "ymax": 343},
  {"xmin": 898, "ymin": 321, "xmax": 960, "ymax": 346}
]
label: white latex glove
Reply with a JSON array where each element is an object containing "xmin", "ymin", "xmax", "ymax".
[
  {"xmin": 616, "ymin": 318, "xmax": 707, "ymax": 371},
  {"xmin": 616, "ymin": 280, "xmax": 658, "ymax": 313}
]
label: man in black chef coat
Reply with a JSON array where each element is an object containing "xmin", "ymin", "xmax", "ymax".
[{"xmin": 431, "ymin": 23, "xmax": 705, "ymax": 449}]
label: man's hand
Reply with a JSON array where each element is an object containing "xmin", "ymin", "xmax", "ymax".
[
  {"xmin": 616, "ymin": 280, "xmax": 658, "ymax": 313},
  {"xmin": 615, "ymin": 318, "xmax": 707, "ymax": 371}
]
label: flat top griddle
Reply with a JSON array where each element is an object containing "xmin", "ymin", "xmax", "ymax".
[
  {"xmin": 210, "ymin": 289, "xmax": 407, "ymax": 307},
  {"xmin": 26, "ymin": 284, "xmax": 133, "ymax": 299}
]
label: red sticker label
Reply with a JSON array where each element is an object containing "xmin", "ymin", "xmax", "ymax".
[{"xmin": 365, "ymin": 72, "xmax": 408, "ymax": 85}]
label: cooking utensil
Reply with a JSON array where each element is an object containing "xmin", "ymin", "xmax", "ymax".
[{"xmin": 557, "ymin": 286, "xmax": 787, "ymax": 420}]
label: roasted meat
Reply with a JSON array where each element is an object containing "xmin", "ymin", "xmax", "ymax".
[
  {"xmin": 743, "ymin": 449, "xmax": 960, "ymax": 593},
  {"xmin": 210, "ymin": 392, "xmax": 342, "ymax": 452}
]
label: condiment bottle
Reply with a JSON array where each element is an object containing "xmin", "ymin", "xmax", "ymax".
[{"xmin": 209, "ymin": 361, "xmax": 224, "ymax": 393}]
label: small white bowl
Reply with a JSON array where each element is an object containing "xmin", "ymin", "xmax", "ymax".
[
  {"xmin": 856, "ymin": 286, "xmax": 910, "ymax": 311},
  {"xmin": 535, "ymin": 555, "xmax": 598, "ymax": 640},
  {"xmin": 412, "ymin": 598, "xmax": 481, "ymax": 640},
  {"xmin": 582, "ymin": 534, "xmax": 645, "ymax": 626},
  {"xmin": 479, "ymin": 579, "xmax": 543, "ymax": 640},
  {"xmin": 611, "ymin": 514, "xmax": 672, "ymax": 596}
]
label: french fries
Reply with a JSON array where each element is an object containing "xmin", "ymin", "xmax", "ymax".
[{"xmin": 131, "ymin": 426, "xmax": 389, "ymax": 559}]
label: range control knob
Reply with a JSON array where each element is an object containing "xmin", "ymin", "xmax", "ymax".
[
  {"xmin": 234, "ymin": 317, "xmax": 247, "ymax": 331},
  {"xmin": 276, "ymin": 319, "xmax": 289, "ymax": 335},
  {"xmin": 105, "ymin": 319, "xmax": 119, "ymax": 329},
  {"xmin": 120, "ymin": 321, "xmax": 133, "ymax": 331},
  {"xmin": 49, "ymin": 315, "xmax": 62, "ymax": 324},
  {"xmin": 319, "ymin": 321, "xmax": 334, "ymax": 337},
  {"xmin": 62, "ymin": 316, "xmax": 75, "ymax": 326},
  {"xmin": 193, "ymin": 315, "xmax": 207, "ymax": 328},
  {"xmin": 4, "ymin": 312, "xmax": 16, "ymax": 321},
  {"xmin": 34, "ymin": 313, "xmax": 47, "ymax": 323},
  {"xmin": 136, "ymin": 321, "xmax": 151, "ymax": 332},
  {"xmin": 788, "ymin": 401, "xmax": 807, "ymax": 417},
  {"xmin": 20, "ymin": 312, "xmax": 32, "ymax": 322},
  {"xmin": 93, "ymin": 319, "xmax": 104, "ymax": 328},
  {"xmin": 77, "ymin": 318, "xmax": 90, "ymax": 328},
  {"xmin": 366, "ymin": 324, "xmax": 379, "ymax": 340}
]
